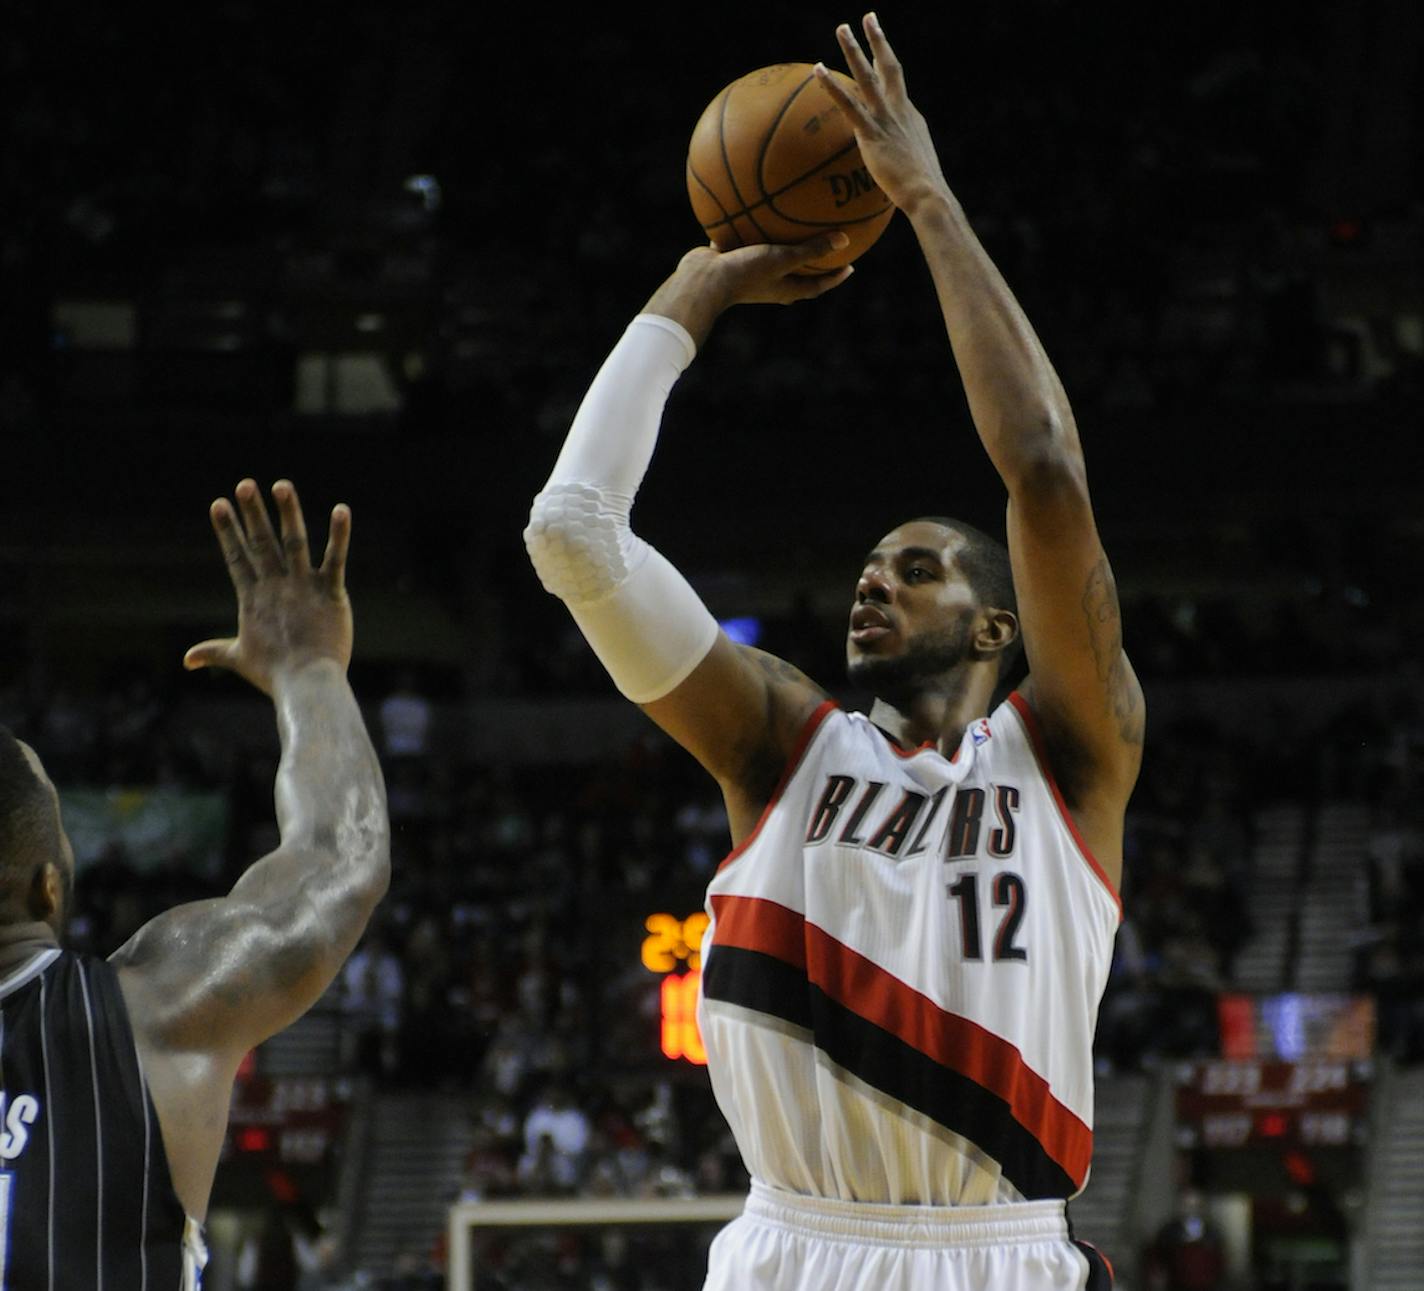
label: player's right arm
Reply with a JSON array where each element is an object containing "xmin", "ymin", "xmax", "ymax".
[
  {"xmin": 110, "ymin": 480, "xmax": 390, "ymax": 1220},
  {"xmin": 525, "ymin": 241, "xmax": 848, "ymax": 834}
]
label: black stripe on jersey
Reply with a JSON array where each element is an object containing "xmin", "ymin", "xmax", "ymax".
[
  {"xmin": 701, "ymin": 944, "xmax": 1078, "ymax": 1200},
  {"xmin": 702, "ymin": 946, "xmax": 812, "ymax": 1032}
]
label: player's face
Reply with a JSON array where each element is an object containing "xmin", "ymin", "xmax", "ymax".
[{"xmin": 846, "ymin": 521, "xmax": 979, "ymax": 693}]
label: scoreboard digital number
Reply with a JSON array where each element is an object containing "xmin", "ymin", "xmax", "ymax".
[
  {"xmin": 642, "ymin": 913, "xmax": 709, "ymax": 1066},
  {"xmin": 222, "ymin": 1073, "xmax": 353, "ymax": 1167},
  {"xmin": 1175, "ymin": 1060, "xmax": 1371, "ymax": 1150}
]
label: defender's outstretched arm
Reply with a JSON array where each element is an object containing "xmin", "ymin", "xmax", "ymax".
[{"xmin": 112, "ymin": 481, "xmax": 389, "ymax": 1217}]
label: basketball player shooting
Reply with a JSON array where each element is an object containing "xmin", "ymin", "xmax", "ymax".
[
  {"xmin": 0, "ymin": 480, "xmax": 389, "ymax": 1286},
  {"xmin": 526, "ymin": 15, "xmax": 1142, "ymax": 1291}
]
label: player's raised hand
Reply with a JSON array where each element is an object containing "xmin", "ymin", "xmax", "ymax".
[
  {"xmin": 185, "ymin": 478, "xmax": 353, "ymax": 695},
  {"xmin": 815, "ymin": 14, "xmax": 948, "ymax": 215},
  {"xmin": 687, "ymin": 235, "xmax": 854, "ymax": 305},
  {"xmin": 644, "ymin": 235, "xmax": 854, "ymax": 346}
]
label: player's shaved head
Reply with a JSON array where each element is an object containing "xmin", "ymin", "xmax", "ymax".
[{"xmin": 0, "ymin": 726, "xmax": 65, "ymax": 919}]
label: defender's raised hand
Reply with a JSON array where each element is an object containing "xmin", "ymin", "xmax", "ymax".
[
  {"xmin": 185, "ymin": 478, "xmax": 353, "ymax": 693},
  {"xmin": 815, "ymin": 14, "xmax": 949, "ymax": 215}
]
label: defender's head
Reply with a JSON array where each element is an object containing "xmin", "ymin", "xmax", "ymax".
[
  {"xmin": 0, "ymin": 726, "xmax": 75, "ymax": 938},
  {"xmin": 847, "ymin": 518, "xmax": 1022, "ymax": 704}
]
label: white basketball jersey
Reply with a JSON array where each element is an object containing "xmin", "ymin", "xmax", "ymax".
[{"xmin": 699, "ymin": 693, "xmax": 1121, "ymax": 1207}]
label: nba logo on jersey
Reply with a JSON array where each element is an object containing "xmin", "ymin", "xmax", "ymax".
[{"xmin": 971, "ymin": 718, "xmax": 993, "ymax": 746}]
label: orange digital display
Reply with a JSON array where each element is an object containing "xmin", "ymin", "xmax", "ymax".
[
  {"xmin": 643, "ymin": 913, "xmax": 710, "ymax": 1065},
  {"xmin": 660, "ymin": 970, "xmax": 708, "ymax": 1065}
]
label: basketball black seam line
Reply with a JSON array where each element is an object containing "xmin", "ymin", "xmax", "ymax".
[
  {"xmin": 751, "ymin": 76, "xmax": 892, "ymax": 231},
  {"xmin": 688, "ymin": 159, "xmax": 740, "ymax": 245},
  {"xmin": 755, "ymin": 72, "xmax": 816, "ymax": 210},
  {"xmin": 699, "ymin": 138, "xmax": 890, "ymax": 233},
  {"xmin": 718, "ymin": 79, "xmax": 772, "ymax": 244},
  {"xmin": 697, "ymin": 87, "xmax": 746, "ymax": 248}
]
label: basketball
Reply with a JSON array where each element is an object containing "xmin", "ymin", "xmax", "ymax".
[{"xmin": 686, "ymin": 63, "xmax": 895, "ymax": 273}]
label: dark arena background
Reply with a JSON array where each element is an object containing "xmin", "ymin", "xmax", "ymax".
[{"xmin": 3, "ymin": 1, "xmax": 1422, "ymax": 1288}]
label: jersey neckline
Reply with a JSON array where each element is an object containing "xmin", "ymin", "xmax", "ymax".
[{"xmin": 0, "ymin": 946, "xmax": 62, "ymax": 1001}]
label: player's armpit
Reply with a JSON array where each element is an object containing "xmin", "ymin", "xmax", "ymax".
[
  {"xmin": 640, "ymin": 636, "xmax": 828, "ymax": 840},
  {"xmin": 1005, "ymin": 452, "xmax": 1144, "ymax": 813},
  {"xmin": 110, "ymin": 845, "xmax": 385, "ymax": 1222}
]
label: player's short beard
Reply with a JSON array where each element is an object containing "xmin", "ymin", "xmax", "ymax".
[{"xmin": 847, "ymin": 614, "xmax": 975, "ymax": 707}]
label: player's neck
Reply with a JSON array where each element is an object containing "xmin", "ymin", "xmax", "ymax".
[
  {"xmin": 0, "ymin": 918, "xmax": 60, "ymax": 978},
  {"xmin": 868, "ymin": 668, "xmax": 996, "ymax": 754}
]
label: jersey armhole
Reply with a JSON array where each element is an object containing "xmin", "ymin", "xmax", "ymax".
[
  {"xmin": 717, "ymin": 700, "xmax": 838, "ymax": 873},
  {"xmin": 1005, "ymin": 691, "xmax": 1124, "ymax": 920}
]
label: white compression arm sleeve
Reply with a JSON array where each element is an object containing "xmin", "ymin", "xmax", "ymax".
[{"xmin": 524, "ymin": 314, "xmax": 721, "ymax": 704}]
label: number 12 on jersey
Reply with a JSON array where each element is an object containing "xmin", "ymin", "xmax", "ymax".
[{"xmin": 948, "ymin": 871, "xmax": 1028, "ymax": 962}]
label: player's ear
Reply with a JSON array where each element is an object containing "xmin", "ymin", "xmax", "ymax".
[
  {"xmin": 28, "ymin": 861, "xmax": 62, "ymax": 921},
  {"xmin": 975, "ymin": 608, "xmax": 1019, "ymax": 660}
]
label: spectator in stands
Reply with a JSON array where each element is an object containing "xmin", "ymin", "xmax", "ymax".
[
  {"xmin": 1144, "ymin": 1189, "xmax": 1227, "ymax": 1291},
  {"xmin": 458, "ymin": 1124, "xmax": 518, "ymax": 1202},
  {"xmin": 518, "ymin": 1083, "xmax": 591, "ymax": 1194},
  {"xmin": 400, "ymin": 912, "xmax": 454, "ymax": 1085},
  {"xmin": 379, "ymin": 669, "xmax": 433, "ymax": 761},
  {"xmin": 340, "ymin": 927, "xmax": 404, "ymax": 1077}
]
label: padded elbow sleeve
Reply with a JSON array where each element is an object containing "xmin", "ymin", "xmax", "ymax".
[{"xmin": 525, "ymin": 484, "xmax": 720, "ymax": 704}]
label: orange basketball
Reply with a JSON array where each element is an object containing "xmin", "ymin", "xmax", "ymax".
[{"xmin": 686, "ymin": 63, "xmax": 895, "ymax": 273}]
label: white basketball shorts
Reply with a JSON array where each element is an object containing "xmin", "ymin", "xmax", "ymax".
[{"xmin": 703, "ymin": 1181, "xmax": 1113, "ymax": 1291}]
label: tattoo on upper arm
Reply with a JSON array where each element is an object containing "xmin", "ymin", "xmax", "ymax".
[
  {"xmin": 744, "ymin": 648, "xmax": 826, "ymax": 696},
  {"xmin": 727, "ymin": 647, "xmax": 828, "ymax": 799},
  {"xmin": 1081, "ymin": 558, "xmax": 1144, "ymax": 746}
]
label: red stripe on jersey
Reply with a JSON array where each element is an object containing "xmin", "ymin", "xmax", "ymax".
[
  {"xmin": 803, "ymin": 922, "xmax": 1094, "ymax": 1189},
  {"xmin": 718, "ymin": 700, "xmax": 839, "ymax": 873},
  {"xmin": 1006, "ymin": 691, "xmax": 1123, "ymax": 919},
  {"xmin": 709, "ymin": 894, "xmax": 807, "ymax": 969},
  {"xmin": 705, "ymin": 893, "xmax": 1092, "ymax": 1188}
]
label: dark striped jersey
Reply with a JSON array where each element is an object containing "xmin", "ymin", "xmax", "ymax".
[
  {"xmin": 0, "ymin": 947, "xmax": 206, "ymax": 1289},
  {"xmin": 699, "ymin": 696, "xmax": 1122, "ymax": 1206}
]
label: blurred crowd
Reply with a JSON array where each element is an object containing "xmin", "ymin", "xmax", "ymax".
[
  {"xmin": 1355, "ymin": 690, "xmax": 1424, "ymax": 1062},
  {"xmin": 3, "ymin": 0, "xmax": 1421, "ymax": 458}
]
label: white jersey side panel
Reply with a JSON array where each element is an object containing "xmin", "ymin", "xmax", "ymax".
[{"xmin": 699, "ymin": 694, "xmax": 1121, "ymax": 1206}]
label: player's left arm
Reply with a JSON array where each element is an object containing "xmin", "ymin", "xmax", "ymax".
[
  {"xmin": 113, "ymin": 481, "xmax": 390, "ymax": 1062},
  {"xmin": 819, "ymin": 16, "xmax": 1143, "ymax": 863},
  {"xmin": 110, "ymin": 482, "xmax": 389, "ymax": 1218}
]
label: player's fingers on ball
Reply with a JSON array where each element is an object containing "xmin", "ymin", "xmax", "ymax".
[
  {"xmin": 210, "ymin": 498, "xmax": 257, "ymax": 590},
  {"xmin": 862, "ymin": 13, "xmax": 905, "ymax": 94},
  {"xmin": 797, "ymin": 231, "xmax": 850, "ymax": 265},
  {"xmin": 235, "ymin": 478, "xmax": 285, "ymax": 574},
  {"xmin": 794, "ymin": 266, "xmax": 854, "ymax": 301},
  {"xmin": 272, "ymin": 479, "xmax": 312, "ymax": 573},
  {"xmin": 814, "ymin": 60, "xmax": 865, "ymax": 124},
  {"xmin": 320, "ymin": 503, "xmax": 352, "ymax": 592},
  {"xmin": 834, "ymin": 22, "xmax": 879, "ymax": 98}
]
